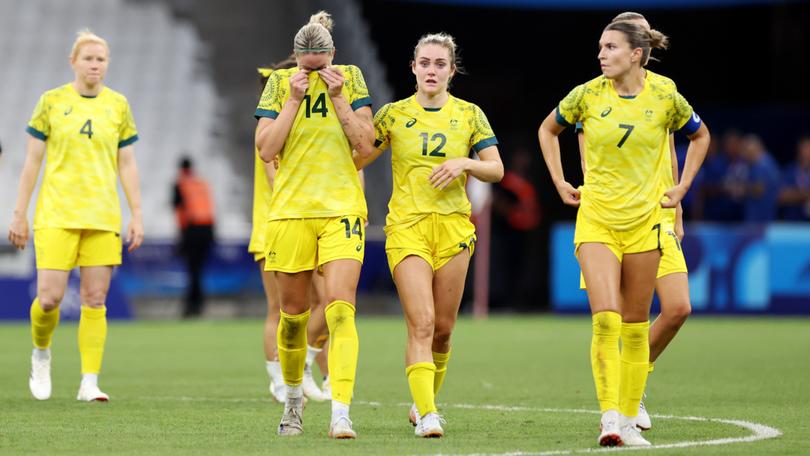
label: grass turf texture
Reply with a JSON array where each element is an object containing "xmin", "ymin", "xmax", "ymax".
[{"xmin": 0, "ymin": 316, "xmax": 808, "ymax": 455}]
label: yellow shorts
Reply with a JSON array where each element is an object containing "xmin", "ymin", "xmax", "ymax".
[
  {"xmin": 34, "ymin": 228, "xmax": 122, "ymax": 270},
  {"xmin": 385, "ymin": 213, "xmax": 476, "ymax": 273},
  {"xmin": 657, "ymin": 224, "xmax": 687, "ymax": 278},
  {"xmin": 249, "ymin": 220, "xmax": 269, "ymax": 263},
  {"xmin": 263, "ymin": 216, "xmax": 365, "ymax": 273}
]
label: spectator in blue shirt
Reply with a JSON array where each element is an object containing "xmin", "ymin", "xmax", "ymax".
[
  {"xmin": 741, "ymin": 134, "xmax": 781, "ymax": 222},
  {"xmin": 693, "ymin": 129, "xmax": 744, "ymax": 221},
  {"xmin": 778, "ymin": 136, "xmax": 810, "ymax": 221}
]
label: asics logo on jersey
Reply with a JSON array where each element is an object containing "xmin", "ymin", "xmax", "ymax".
[
  {"xmin": 64, "ymin": 106, "xmax": 73, "ymax": 116},
  {"xmin": 600, "ymin": 107, "xmax": 612, "ymax": 118},
  {"xmin": 405, "ymin": 118, "xmax": 417, "ymax": 128}
]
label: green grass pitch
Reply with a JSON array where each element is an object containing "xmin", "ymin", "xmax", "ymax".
[{"xmin": 1, "ymin": 315, "xmax": 808, "ymax": 455}]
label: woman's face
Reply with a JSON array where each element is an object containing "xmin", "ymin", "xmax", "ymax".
[
  {"xmin": 71, "ymin": 43, "xmax": 109, "ymax": 86},
  {"xmin": 297, "ymin": 51, "xmax": 333, "ymax": 72},
  {"xmin": 412, "ymin": 44, "xmax": 455, "ymax": 96},
  {"xmin": 597, "ymin": 30, "xmax": 639, "ymax": 79}
]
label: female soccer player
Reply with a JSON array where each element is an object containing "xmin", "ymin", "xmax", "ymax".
[
  {"xmin": 357, "ymin": 33, "xmax": 503, "ymax": 438},
  {"xmin": 538, "ymin": 21, "xmax": 709, "ymax": 446},
  {"xmin": 576, "ymin": 12, "xmax": 694, "ymax": 431},
  {"xmin": 8, "ymin": 30, "xmax": 143, "ymax": 402},
  {"xmin": 254, "ymin": 11, "xmax": 374, "ymax": 438}
]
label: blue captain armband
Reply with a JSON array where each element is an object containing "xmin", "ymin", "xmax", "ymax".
[
  {"xmin": 574, "ymin": 121, "xmax": 584, "ymax": 134},
  {"xmin": 679, "ymin": 111, "xmax": 702, "ymax": 136}
]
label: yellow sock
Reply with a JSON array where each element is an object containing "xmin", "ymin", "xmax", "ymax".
[
  {"xmin": 406, "ymin": 362, "xmax": 437, "ymax": 417},
  {"xmin": 591, "ymin": 311, "xmax": 622, "ymax": 413},
  {"xmin": 325, "ymin": 300, "xmax": 359, "ymax": 405},
  {"xmin": 432, "ymin": 349, "xmax": 451, "ymax": 396},
  {"xmin": 619, "ymin": 321, "xmax": 651, "ymax": 417},
  {"xmin": 648, "ymin": 361, "xmax": 655, "ymax": 374},
  {"xmin": 30, "ymin": 298, "xmax": 60, "ymax": 349},
  {"xmin": 78, "ymin": 306, "xmax": 107, "ymax": 374},
  {"xmin": 277, "ymin": 308, "xmax": 310, "ymax": 386}
]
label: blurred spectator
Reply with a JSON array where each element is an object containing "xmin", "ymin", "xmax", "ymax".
[
  {"xmin": 173, "ymin": 156, "xmax": 216, "ymax": 318},
  {"xmin": 693, "ymin": 129, "xmax": 745, "ymax": 221},
  {"xmin": 740, "ymin": 134, "xmax": 781, "ymax": 222},
  {"xmin": 490, "ymin": 147, "xmax": 541, "ymax": 308},
  {"xmin": 778, "ymin": 135, "xmax": 810, "ymax": 221}
]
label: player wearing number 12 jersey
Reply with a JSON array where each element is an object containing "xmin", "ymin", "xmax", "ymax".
[{"xmin": 357, "ymin": 33, "xmax": 503, "ymax": 438}]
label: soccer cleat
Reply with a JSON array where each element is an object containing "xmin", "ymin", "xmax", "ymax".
[
  {"xmin": 408, "ymin": 403, "xmax": 419, "ymax": 426},
  {"xmin": 415, "ymin": 412, "xmax": 445, "ymax": 438},
  {"xmin": 621, "ymin": 421, "xmax": 651, "ymax": 446},
  {"xmin": 597, "ymin": 410, "xmax": 622, "ymax": 447},
  {"xmin": 302, "ymin": 365, "xmax": 327, "ymax": 401},
  {"xmin": 636, "ymin": 399, "xmax": 652, "ymax": 431},
  {"xmin": 76, "ymin": 384, "xmax": 109, "ymax": 402},
  {"xmin": 29, "ymin": 352, "xmax": 52, "ymax": 400},
  {"xmin": 278, "ymin": 397, "xmax": 304, "ymax": 436},
  {"xmin": 269, "ymin": 379, "xmax": 287, "ymax": 403},
  {"xmin": 321, "ymin": 376, "xmax": 331, "ymax": 400},
  {"xmin": 328, "ymin": 415, "xmax": 357, "ymax": 439}
]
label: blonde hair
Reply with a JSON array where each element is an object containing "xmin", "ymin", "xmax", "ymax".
[
  {"xmin": 293, "ymin": 11, "xmax": 334, "ymax": 54},
  {"xmin": 413, "ymin": 32, "xmax": 465, "ymax": 74},
  {"xmin": 604, "ymin": 21, "xmax": 669, "ymax": 65},
  {"xmin": 70, "ymin": 29, "xmax": 109, "ymax": 61}
]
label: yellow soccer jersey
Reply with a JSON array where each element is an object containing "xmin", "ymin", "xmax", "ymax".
[
  {"xmin": 254, "ymin": 65, "xmax": 371, "ymax": 220},
  {"xmin": 557, "ymin": 75, "xmax": 693, "ymax": 231},
  {"xmin": 27, "ymin": 83, "xmax": 138, "ymax": 232},
  {"xmin": 248, "ymin": 147, "xmax": 273, "ymax": 253},
  {"xmin": 374, "ymin": 95, "xmax": 497, "ymax": 227}
]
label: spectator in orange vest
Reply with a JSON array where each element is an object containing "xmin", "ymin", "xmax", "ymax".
[{"xmin": 173, "ymin": 156, "xmax": 215, "ymax": 318}]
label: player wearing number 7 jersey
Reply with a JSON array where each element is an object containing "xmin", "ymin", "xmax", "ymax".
[
  {"xmin": 8, "ymin": 29, "xmax": 143, "ymax": 403},
  {"xmin": 356, "ymin": 33, "xmax": 503, "ymax": 438},
  {"xmin": 538, "ymin": 20, "xmax": 709, "ymax": 447},
  {"xmin": 254, "ymin": 11, "xmax": 374, "ymax": 439}
]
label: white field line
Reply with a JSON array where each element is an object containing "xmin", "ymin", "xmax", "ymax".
[{"xmin": 139, "ymin": 396, "xmax": 781, "ymax": 453}]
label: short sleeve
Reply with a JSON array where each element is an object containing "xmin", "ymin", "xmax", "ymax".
[
  {"xmin": 255, "ymin": 71, "xmax": 286, "ymax": 119},
  {"xmin": 667, "ymin": 91, "xmax": 695, "ymax": 132},
  {"xmin": 26, "ymin": 93, "xmax": 50, "ymax": 141},
  {"xmin": 345, "ymin": 65, "xmax": 372, "ymax": 111},
  {"xmin": 470, "ymin": 105, "xmax": 498, "ymax": 153},
  {"xmin": 372, "ymin": 103, "xmax": 392, "ymax": 150},
  {"xmin": 556, "ymin": 84, "xmax": 586, "ymax": 126},
  {"xmin": 118, "ymin": 99, "xmax": 139, "ymax": 148}
]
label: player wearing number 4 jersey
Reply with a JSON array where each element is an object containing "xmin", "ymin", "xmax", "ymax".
[
  {"xmin": 357, "ymin": 33, "xmax": 503, "ymax": 438},
  {"xmin": 8, "ymin": 30, "xmax": 143, "ymax": 403},
  {"xmin": 538, "ymin": 20, "xmax": 709, "ymax": 447},
  {"xmin": 254, "ymin": 11, "xmax": 374, "ymax": 439}
]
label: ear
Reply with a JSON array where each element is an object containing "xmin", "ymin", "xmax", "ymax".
[
  {"xmin": 450, "ymin": 64, "xmax": 457, "ymax": 79},
  {"xmin": 411, "ymin": 60, "xmax": 417, "ymax": 76},
  {"xmin": 631, "ymin": 47, "xmax": 644, "ymax": 64}
]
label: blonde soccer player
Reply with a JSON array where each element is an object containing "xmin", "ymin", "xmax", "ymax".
[
  {"xmin": 8, "ymin": 30, "xmax": 143, "ymax": 402},
  {"xmin": 576, "ymin": 12, "xmax": 695, "ymax": 432},
  {"xmin": 538, "ymin": 21, "xmax": 709, "ymax": 446},
  {"xmin": 356, "ymin": 33, "xmax": 503, "ymax": 438},
  {"xmin": 254, "ymin": 11, "xmax": 374, "ymax": 438}
]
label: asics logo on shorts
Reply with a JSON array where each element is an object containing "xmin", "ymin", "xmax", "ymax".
[{"xmin": 355, "ymin": 244, "xmax": 362, "ymax": 252}]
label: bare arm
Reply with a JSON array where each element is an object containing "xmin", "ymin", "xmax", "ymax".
[
  {"xmin": 353, "ymin": 147, "xmax": 384, "ymax": 170},
  {"xmin": 8, "ymin": 136, "xmax": 46, "ymax": 249},
  {"xmin": 118, "ymin": 145, "xmax": 144, "ymax": 252},
  {"xmin": 668, "ymin": 134, "xmax": 685, "ymax": 239},
  {"xmin": 428, "ymin": 146, "xmax": 504, "ymax": 190},
  {"xmin": 662, "ymin": 123, "xmax": 710, "ymax": 208},
  {"xmin": 538, "ymin": 109, "xmax": 580, "ymax": 206}
]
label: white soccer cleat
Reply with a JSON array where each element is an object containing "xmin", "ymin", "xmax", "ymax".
[
  {"xmin": 29, "ymin": 352, "xmax": 52, "ymax": 401},
  {"xmin": 76, "ymin": 384, "xmax": 109, "ymax": 402},
  {"xmin": 636, "ymin": 399, "xmax": 652, "ymax": 431},
  {"xmin": 408, "ymin": 403, "xmax": 419, "ymax": 426},
  {"xmin": 278, "ymin": 397, "xmax": 304, "ymax": 436},
  {"xmin": 302, "ymin": 365, "xmax": 327, "ymax": 401},
  {"xmin": 597, "ymin": 410, "xmax": 622, "ymax": 447},
  {"xmin": 621, "ymin": 421, "xmax": 651, "ymax": 446},
  {"xmin": 321, "ymin": 376, "xmax": 331, "ymax": 400},
  {"xmin": 415, "ymin": 412, "xmax": 445, "ymax": 438},
  {"xmin": 328, "ymin": 415, "xmax": 357, "ymax": 439},
  {"xmin": 269, "ymin": 379, "xmax": 287, "ymax": 403}
]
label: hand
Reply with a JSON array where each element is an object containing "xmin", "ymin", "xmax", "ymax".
[
  {"xmin": 289, "ymin": 70, "xmax": 309, "ymax": 102},
  {"xmin": 8, "ymin": 215, "xmax": 29, "ymax": 250},
  {"xmin": 429, "ymin": 158, "xmax": 469, "ymax": 190},
  {"xmin": 318, "ymin": 66, "xmax": 345, "ymax": 98},
  {"xmin": 125, "ymin": 216, "xmax": 144, "ymax": 253},
  {"xmin": 662, "ymin": 184, "xmax": 688, "ymax": 208},
  {"xmin": 555, "ymin": 181, "xmax": 581, "ymax": 207}
]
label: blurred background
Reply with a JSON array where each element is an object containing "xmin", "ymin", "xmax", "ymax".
[{"xmin": 0, "ymin": 0, "xmax": 808, "ymax": 320}]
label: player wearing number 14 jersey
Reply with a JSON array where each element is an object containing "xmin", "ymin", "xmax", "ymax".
[{"xmin": 358, "ymin": 33, "xmax": 503, "ymax": 438}]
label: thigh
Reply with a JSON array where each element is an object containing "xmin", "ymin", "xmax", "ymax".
[
  {"xmin": 620, "ymin": 250, "xmax": 661, "ymax": 322},
  {"xmin": 275, "ymin": 270, "xmax": 314, "ymax": 314},
  {"xmin": 577, "ymin": 243, "xmax": 622, "ymax": 314},
  {"xmin": 77, "ymin": 230, "xmax": 122, "ymax": 267},
  {"xmin": 655, "ymin": 272, "xmax": 690, "ymax": 314},
  {"xmin": 79, "ymin": 265, "xmax": 113, "ymax": 305},
  {"xmin": 36, "ymin": 268, "xmax": 71, "ymax": 308},
  {"xmin": 433, "ymin": 248, "xmax": 470, "ymax": 327},
  {"xmin": 34, "ymin": 228, "xmax": 80, "ymax": 270},
  {"xmin": 393, "ymin": 255, "xmax": 436, "ymax": 328},
  {"xmin": 321, "ymin": 259, "xmax": 361, "ymax": 305},
  {"xmin": 263, "ymin": 219, "xmax": 317, "ymax": 273},
  {"xmin": 258, "ymin": 259, "xmax": 280, "ymax": 314}
]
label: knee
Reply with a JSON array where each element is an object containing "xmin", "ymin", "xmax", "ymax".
[
  {"xmin": 80, "ymin": 287, "xmax": 108, "ymax": 308},
  {"xmin": 325, "ymin": 289, "xmax": 355, "ymax": 306},
  {"xmin": 433, "ymin": 318, "xmax": 455, "ymax": 348},
  {"xmin": 662, "ymin": 302, "xmax": 691, "ymax": 328},
  {"xmin": 408, "ymin": 315, "xmax": 435, "ymax": 341},
  {"xmin": 37, "ymin": 287, "xmax": 64, "ymax": 311}
]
